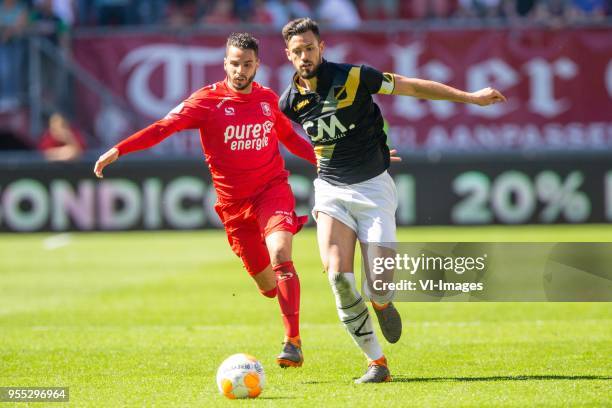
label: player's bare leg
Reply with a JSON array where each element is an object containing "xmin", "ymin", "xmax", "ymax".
[
  {"xmin": 266, "ymin": 231, "xmax": 303, "ymax": 368},
  {"xmin": 316, "ymin": 213, "xmax": 391, "ymax": 383},
  {"xmin": 360, "ymin": 243, "xmax": 402, "ymax": 343},
  {"xmin": 251, "ymin": 266, "xmax": 276, "ymax": 296}
]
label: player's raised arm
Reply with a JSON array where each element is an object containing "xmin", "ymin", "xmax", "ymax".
[
  {"xmin": 390, "ymin": 74, "xmax": 507, "ymax": 106},
  {"xmin": 93, "ymin": 101, "xmax": 203, "ymax": 178}
]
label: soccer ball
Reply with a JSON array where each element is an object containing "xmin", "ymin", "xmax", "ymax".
[{"xmin": 216, "ymin": 353, "xmax": 265, "ymax": 399}]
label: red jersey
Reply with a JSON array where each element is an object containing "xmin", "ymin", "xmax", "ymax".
[
  {"xmin": 115, "ymin": 80, "xmax": 315, "ymax": 201},
  {"xmin": 39, "ymin": 127, "xmax": 87, "ymax": 151}
]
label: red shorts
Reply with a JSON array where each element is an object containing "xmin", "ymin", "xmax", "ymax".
[{"xmin": 214, "ymin": 177, "xmax": 307, "ymax": 276}]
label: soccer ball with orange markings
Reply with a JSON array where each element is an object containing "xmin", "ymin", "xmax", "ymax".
[{"xmin": 216, "ymin": 353, "xmax": 265, "ymax": 399}]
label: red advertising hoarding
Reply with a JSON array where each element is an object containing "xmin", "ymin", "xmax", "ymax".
[{"xmin": 73, "ymin": 29, "xmax": 612, "ymax": 153}]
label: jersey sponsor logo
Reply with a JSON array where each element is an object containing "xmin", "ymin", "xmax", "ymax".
[
  {"xmin": 293, "ymin": 99, "xmax": 310, "ymax": 112},
  {"xmin": 224, "ymin": 106, "xmax": 235, "ymax": 116},
  {"xmin": 260, "ymin": 102, "xmax": 272, "ymax": 116},
  {"xmin": 303, "ymin": 115, "xmax": 355, "ymax": 142},
  {"xmin": 224, "ymin": 120, "xmax": 274, "ymax": 151}
]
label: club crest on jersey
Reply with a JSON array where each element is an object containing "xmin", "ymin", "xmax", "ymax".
[
  {"xmin": 224, "ymin": 106, "xmax": 235, "ymax": 116},
  {"xmin": 260, "ymin": 102, "xmax": 272, "ymax": 116}
]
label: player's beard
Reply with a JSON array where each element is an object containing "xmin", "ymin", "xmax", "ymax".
[
  {"xmin": 229, "ymin": 72, "xmax": 256, "ymax": 91},
  {"xmin": 298, "ymin": 57, "xmax": 322, "ymax": 79}
]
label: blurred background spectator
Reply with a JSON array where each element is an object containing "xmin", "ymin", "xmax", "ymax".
[
  {"xmin": 38, "ymin": 112, "xmax": 86, "ymax": 161},
  {"xmin": 533, "ymin": 0, "xmax": 570, "ymax": 26},
  {"xmin": 200, "ymin": 0, "xmax": 236, "ymax": 25},
  {"xmin": 358, "ymin": 0, "xmax": 398, "ymax": 20},
  {"xmin": 94, "ymin": 0, "xmax": 131, "ymax": 25},
  {"xmin": 167, "ymin": 0, "xmax": 200, "ymax": 26},
  {"xmin": 263, "ymin": 0, "xmax": 312, "ymax": 28},
  {"xmin": 316, "ymin": 0, "xmax": 361, "ymax": 28},
  {"xmin": 566, "ymin": 0, "xmax": 607, "ymax": 22},
  {"xmin": 0, "ymin": 0, "xmax": 28, "ymax": 112},
  {"xmin": 30, "ymin": 0, "xmax": 70, "ymax": 47},
  {"xmin": 515, "ymin": 0, "xmax": 537, "ymax": 17},
  {"xmin": 29, "ymin": 0, "xmax": 72, "ymax": 115},
  {"xmin": 0, "ymin": 0, "xmax": 604, "ymax": 28},
  {"xmin": 413, "ymin": 0, "xmax": 456, "ymax": 19},
  {"xmin": 37, "ymin": 0, "xmax": 76, "ymax": 26}
]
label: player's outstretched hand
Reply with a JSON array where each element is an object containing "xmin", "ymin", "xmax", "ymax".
[
  {"xmin": 390, "ymin": 149, "xmax": 402, "ymax": 163},
  {"xmin": 94, "ymin": 147, "xmax": 119, "ymax": 178},
  {"xmin": 469, "ymin": 87, "xmax": 507, "ymax": 106}
]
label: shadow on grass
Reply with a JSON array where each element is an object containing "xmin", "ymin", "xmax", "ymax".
[
  {"xmin": 389, "ymin": 375, "xmax": 612, "ymax": 383},
  {"xmin": 258, "ymin": 396, "xmax": 299, "ymax": 400},
  {"xmin": 301, "ymin": 381, "xmax": 335, "ymax": 385}
]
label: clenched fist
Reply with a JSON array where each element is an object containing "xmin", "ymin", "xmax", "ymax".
[{"xmin": 469, "ymin": 87, "xmax": 507, "ymax": 106}]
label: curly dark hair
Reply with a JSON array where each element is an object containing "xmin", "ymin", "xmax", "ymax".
[{"xmin": 226, "ymin": 32, "xmax": 259, "ymax": 56}]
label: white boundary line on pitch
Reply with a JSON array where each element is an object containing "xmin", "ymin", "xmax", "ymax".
[
  {"xmin": 20, "ymin": 319, "xmax": 611, "ymax": 331},
  {"xmin": 43, "ymin": 233, "xmax": 73, "ymax": 250}
]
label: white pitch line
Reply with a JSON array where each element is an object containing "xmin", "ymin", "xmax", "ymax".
[{"xmin": 43, "ymin": 233, "xmax": 73, "ymax": 250}]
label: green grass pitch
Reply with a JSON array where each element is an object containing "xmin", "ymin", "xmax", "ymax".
[{"xmin": 1, "ymin": 226, "xmax": 611, "ymax": 407}]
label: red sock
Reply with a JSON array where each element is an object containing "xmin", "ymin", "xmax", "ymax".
[
  {"xmin": 260, "ymin": 287, "xmax": 277, "ymax": 298},
  {"xmin": 273, "ymin": 261, "xmax": 300, "ymax": 338}
]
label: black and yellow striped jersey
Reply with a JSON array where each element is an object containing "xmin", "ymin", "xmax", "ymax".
[{"xmin": 279, "ymin": 59, "xmax": 395, "ymax": 185}]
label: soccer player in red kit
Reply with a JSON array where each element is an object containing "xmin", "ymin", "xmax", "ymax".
[{"xmin": 93, "ymin": 33, "xmax": 315, "ymax": 368}]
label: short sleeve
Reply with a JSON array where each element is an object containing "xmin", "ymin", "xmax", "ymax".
[{"xmin": 361, "ymin": 65, "xmax": 395, "ymax": 95}]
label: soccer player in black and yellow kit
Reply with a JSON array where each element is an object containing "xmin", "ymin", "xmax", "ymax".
[{"xmin": 279, "ymin": 18, "xmax": 506, "ymax": 383}]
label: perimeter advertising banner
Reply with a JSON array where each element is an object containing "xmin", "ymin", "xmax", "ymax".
[
  {"xmin": 0, "ymin": 155, "xmax": 610, "ymax": 232},
  {"xmin": 72, "ymin": 29, "xmax": 612, "ymax": 153}
]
